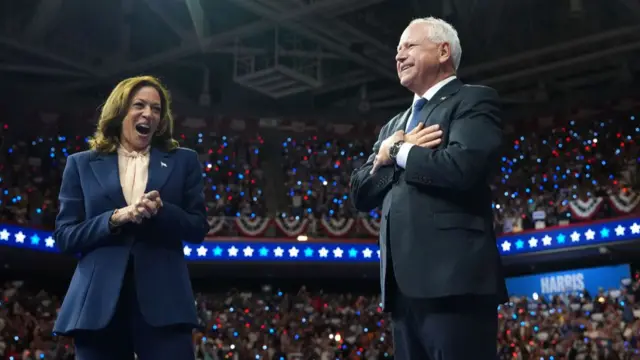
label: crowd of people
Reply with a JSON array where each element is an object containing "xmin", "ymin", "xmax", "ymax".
[
  {"xmin": 0, "ymin": 108, "xmax": 639, "ymax": 359},
  {"xmin": 282, "ymin": 134, "xmax": 373, "ymax": 220},
  {"xmin": 187, "ymin": 133, "xmax": 268, "ymax": 218},
  {"xmin": 279, "ymin": 114, "xmax": 638, "ymax": 234},
  {"xmin": 492, "ymin": 115, "xmax": 638, "ymax": 233},
  {"xmin": 2, "ymin": 274, "xmax": 640, "ymax": 359},
  {"xmin": 0, "ymin": 111, "xmax": 637, "ymax": 236},
  {"xmin": 0, "ymin": 128, "xmax": 268, "ymax": 229}
]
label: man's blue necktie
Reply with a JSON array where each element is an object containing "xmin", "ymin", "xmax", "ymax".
[{"xmin": 406, "ymin": 97, "xmax": 428, "ymax": 132}]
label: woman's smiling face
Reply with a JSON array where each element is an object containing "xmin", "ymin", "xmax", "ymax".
[{"xmin": 119, "ymin": 86, "xmax": 162, "ymax": 152}]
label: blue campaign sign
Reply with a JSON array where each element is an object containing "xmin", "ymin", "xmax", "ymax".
[{"xmin": 506, "ymin": 264, "xmax": 631, "ymax": 297}]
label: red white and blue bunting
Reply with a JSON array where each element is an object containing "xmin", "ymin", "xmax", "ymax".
[
  {"xmin": 319, "ymin": 217, "xmax": 355, "ymax": 237},
  {"xmin": 207, "ymin": 216, "xmax": 226, "ymax": 235},
  {"xmin": 207, "ymin": 190, "xmax": 639, "ymax": 238},
  {"xmin": 609, "ymin": 189, "xmax": 640, "ymax": 215},
  {"xmin": 569, "ymin": 189, "xmax": 640, "ymax": 220},
  {"xmin": 360, "ymin": 216, "xmax": 381, "ymax": 237},
  {"xmin": 234, "ymin": 216, "xmax": 270, "ymax": 237},
  {"xmin": 568, "ymin": 197, "xmax": 604, "ymax": 220},
  {"xmin": 274, "ymin": 217, "xmax": 310, "ymax": 237}
]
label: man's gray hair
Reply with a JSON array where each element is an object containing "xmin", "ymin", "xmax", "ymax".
[{"xmin": 409, "ymin": 17, "xmax": 462, "ymax": 71}]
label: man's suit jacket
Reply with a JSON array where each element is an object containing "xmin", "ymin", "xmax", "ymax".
[
  {"xmin": 53, "ymin": 147, "xmax": 209, "ymax": 334},
  {"xmin": 350, "ymin": 78, "xmax": 508, "ymax": 309}
]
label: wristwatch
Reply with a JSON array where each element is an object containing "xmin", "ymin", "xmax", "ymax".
[{"xmin": 388, "ymin": 140, "xmax": 405, "ymax": 162}]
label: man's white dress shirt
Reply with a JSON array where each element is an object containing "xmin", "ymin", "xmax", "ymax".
[{"xmin": 395, "ymin": 76, "xmax": 457, "ymax": 168}]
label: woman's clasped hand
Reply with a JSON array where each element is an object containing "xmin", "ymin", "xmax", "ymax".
[{"xmin": 112, "ymin": 190, "xmax": 163, "ymax": 225}]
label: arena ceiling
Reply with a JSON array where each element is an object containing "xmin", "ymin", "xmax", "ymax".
[{"xmin": 1, "ymin": 0, "xmax": 640, "ymax": 118}]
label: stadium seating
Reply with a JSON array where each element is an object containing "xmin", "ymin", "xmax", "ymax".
[
  {"xmin": 0, "ymin": 113, "xmax": 638, "ymax": 237},
  {"xmin": 0, "ymin": 112, "xmax": 638, "ymax": 359},
  {"xmin": 1, "ymin": 276, "xmax": 639, "ymax": 359}
]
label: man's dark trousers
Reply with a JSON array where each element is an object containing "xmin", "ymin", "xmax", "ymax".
[{"xmin": 386, "ymin": 235, "xmax": 498, "ymax": 360}]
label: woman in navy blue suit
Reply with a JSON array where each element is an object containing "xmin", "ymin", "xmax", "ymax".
[{"xmin": 53, "ymin": 76, "xmax": 209, "ymax": 360}]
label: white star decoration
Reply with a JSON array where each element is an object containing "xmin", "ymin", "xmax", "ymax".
[
  {"xmin": 495, "ymin": 219, "xmax": 640, "ymax": 255},
  {"xmin": 585, "ymin": 229, "xmax": 595, "ymax": 240},
  {"xmin": 163, "ymin": 244, "xmax": 379, "ymax": 259},
  {"xmin": 1, "ymin": 220, "xmax": 639, "ymax": 260},
  {"xmin": 319, "ymin": 247, "xmax": 329, "ymax": 257},
  {"xmin": 274, "ymin": 247, "xmax": 284, "ymax": 257},
  {"xmin": 44, "ymin": 236, "xmax": 55, "ymax": 248},
  {"xmin": 288, "ymin": 247, "xmax": 299, "ymax": 257},
  {"xmin": 243, "ymin": 246, "xmax": 254, "ymax": 257},
  {"xmin": 197, "ymin": 245, "xmax": 208, "ymax": 257},
  {"xmin": 183, "ymin": 245, "xmax": 192, "ymax": 256},
  {"xmin": 570, "ymin": 231, "xmax": 581, "ymax": 242},
  {"xmin": 228, "ymin": 246, "xmax": 238, "ymax": 257},
  {"xmin": 501, "ymin": 241, "xmax": 511, "ymax": 252}
]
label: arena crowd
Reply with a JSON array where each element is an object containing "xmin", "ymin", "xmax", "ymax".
[
  {"xmin": 0, "ymin": 109, "xmax": 638, "ymax": 359},
  {"xmin": 2, "ymin": 275, "xmax": 640, "ymax": 359},
  {"xmin": 0, "ymin": 112, "xmax": 637, "ymax": 235}
]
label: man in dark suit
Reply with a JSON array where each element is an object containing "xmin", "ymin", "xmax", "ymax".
[{"xmin": 350, "ymin": 17, "xmax": 507, "ymax": 360}]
